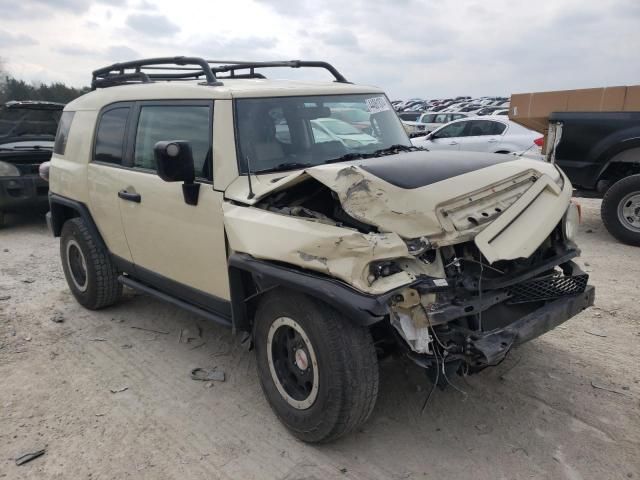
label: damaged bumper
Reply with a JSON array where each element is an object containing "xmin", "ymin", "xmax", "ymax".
[{"xmin": 468, "ymin": 285, "xmax": 595, "ymax": 366}]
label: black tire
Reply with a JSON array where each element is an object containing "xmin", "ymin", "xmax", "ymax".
[
  {"xmin": 0, "ymin": 211, "xmax": 5, "ymax": 228},
  {"xmin": 60, "ymin": 217, "xmax": 122, "ymax": 309},
  {"xmin": 601, "ymin": 174, "xmax": 640, "ymax": 246},
  {"xmin": 254, "ymin": 289, "xmax": 379, "ymax": 443}
]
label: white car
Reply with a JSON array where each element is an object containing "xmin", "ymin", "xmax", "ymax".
[
  {"xmin": 412, "ymin": 117, "xmax": 543, "ymax": 154},
  {"xmin": 311, "ymin": 118, "xmax": 378, "ymax": 147},
  {"xmin": 415, "ymin": 112, "xmax": 471, "ymax": 133}
]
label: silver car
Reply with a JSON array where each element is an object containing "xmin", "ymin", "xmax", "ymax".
[{"xmin": 412, "ymin": 117, "xmax": 543, "ymax": 154}]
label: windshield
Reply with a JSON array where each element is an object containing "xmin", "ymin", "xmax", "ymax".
[
  {"xmin": 316, "ymin": 118, "xmax": 361, "ymax": 136},
  {"xmin": 0, "ymin": 107, "xmax": 61, "ymax": 139},
  {"xmin": 235, "ymin": 94, "xmax": 410, "ymax": 173}
]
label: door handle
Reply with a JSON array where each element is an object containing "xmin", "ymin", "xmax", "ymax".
[
  {"xmin": 449, "ymin": 141, "xmax": 458, "ymax": 145},
  {"xmin": 118, "ymin": 190, "xmax": 141, "ymax": 203},
  {"xmin": 487, "ymin": 138, "xmax": 498, "ymax": 143}
]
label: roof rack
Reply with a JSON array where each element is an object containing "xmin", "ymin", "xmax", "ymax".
[{"xmin": 91, "ymin": 56, "xmax": 349, "ymax": 89}]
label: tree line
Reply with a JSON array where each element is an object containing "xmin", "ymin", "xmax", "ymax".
[{"xmin": 0, "ymin": 76, "xmax": 89, "ymax": 104}]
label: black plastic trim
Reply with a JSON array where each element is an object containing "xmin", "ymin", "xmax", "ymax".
[
  {"xmin": 228, "ymin": 253, "xmax": 390, "ymax": 329},
  {"xmin": 119, "ymin": 276, "xmax": 232, "ymax": 328},
  {"xmin": 48, "ymin": 193, "xmax": 108, "ymax": 251},
  {"xmin": 130, "ymin": 262, "xmax": 232, "ymax": 319}
]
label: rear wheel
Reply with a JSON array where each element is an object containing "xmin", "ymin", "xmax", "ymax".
[
  {"xmin": 601, "ymin": 174, "xmax": 640, "ymax": 246},
  {"xmin": 60, "ymin": 218, "xmax": 122, "ymax": 309},
  {"xmin": 254, "ymin": 290, "xmax": 379, "ymax": 443}
]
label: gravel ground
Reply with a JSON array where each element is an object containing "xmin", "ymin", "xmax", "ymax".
[{"xmin": 0, "ymin": 198, "xmax": 638, "ymax": 480}]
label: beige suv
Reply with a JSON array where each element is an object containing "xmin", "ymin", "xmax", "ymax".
[{"xmin": 48, "ymin": 57, "xmax": 594, "ymax": 442}]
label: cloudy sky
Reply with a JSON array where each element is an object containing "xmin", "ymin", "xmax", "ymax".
[{"xmin": 0, "ymin": 0, "xmax": 639, "ymax": 99}]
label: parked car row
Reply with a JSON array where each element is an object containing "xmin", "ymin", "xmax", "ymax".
[{"xmin": 391, "ymin": 96, "xmax": 510, "ymax": 115}]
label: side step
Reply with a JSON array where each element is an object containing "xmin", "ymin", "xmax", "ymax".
[{"xmin": 118, "ymin": 275, "xmax": 232, "ymax": 328}]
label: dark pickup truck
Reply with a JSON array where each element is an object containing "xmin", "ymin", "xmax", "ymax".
[
  {"xmin": 548, "ymin": 112, "xmax": 640, "ymax": 245},
  {"xmin": 0, "ymin": 100, "xmax": 64, "ymax": 227}
]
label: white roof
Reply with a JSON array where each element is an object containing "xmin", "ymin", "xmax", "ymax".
[{"xmin": 66, "ymin": 78, "xmax": 385, "ymax": 111}]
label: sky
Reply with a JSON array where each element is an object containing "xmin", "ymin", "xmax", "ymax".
[{"xmin": 0, "ymin": 0, "xmax": 639, "ymax": 99}]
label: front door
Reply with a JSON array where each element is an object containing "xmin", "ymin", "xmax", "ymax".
[{"xmin": 115, "ymin": 101, "xmax": 230, "ymax": 312}]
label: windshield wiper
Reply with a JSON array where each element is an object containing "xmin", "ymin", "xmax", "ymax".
[
  {"xmin": 253, "ymin": 162, "xmax": 315, "ymax": 174},
  {"xmin": 321, "ymin": 152, "xmax": 367, "ymax": 165},
  {"xmin": 369, "ymin": 144, "xmax": 423, "ymax": 156}
]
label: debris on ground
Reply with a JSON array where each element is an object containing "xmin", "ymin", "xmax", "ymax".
[
  {"xmin": 130, "ymin": 326, "xmax": 169, "ymax": 335},
  {"xmin": 110, "ymin": 386, "xmax": 129, "ymax": 394},
  {"xmin": 190, "ymin": 367, "xmax": 225, "ymax": 382},
  {"xmin": 590, "ymin": 381, "xmax": 629, "ymax": 396},
  {"xmin": 474, "ymin": 423, "xmax": 493, "ymax": 435},
  {"xmin": 0, "ymin": 295, "xmax": 11, "ymax": 301},
  {"xmin": 15, "ymin": 448, "xmax": 46, "ymax": 466},
  {"xmin": 178, "ymin": 324, "xmax": 202, "ymax": 344},
  {"xmin": 50, "ymin": 312, "xmax": 65, "ymax": 323},
  {"xmin": 90, "ymin": 338, "xmax": 107, "ymax": 342},
  {"xmin": 121, "ymin": 344, "xmax": 133, "ymax": 349},
  {"xmin": 584, "ymin": 330, "xmax": 607, "ymax": 338},
  {"xmin": 21, "ymin": 279, "xmax": 35, "ymax": 284}
]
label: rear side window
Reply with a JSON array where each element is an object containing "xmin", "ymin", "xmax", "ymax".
[
  {"xmin": 54, "ymin": 111, "xmax": 75, "ymax": 155},
  {"xmin": 490, "ymin": 121, "xmax": 507, "ymax": 135},
  {"xmin": 133, "ymin": 105, "xmax": 212, "ymax": 179},
  {"xmin": 94, "ymin": 107, "xmax": 130, "ymax": 164}
]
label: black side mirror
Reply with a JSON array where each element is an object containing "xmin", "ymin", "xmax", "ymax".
[{"xmin": 154, "ymin": 140, "xmax": 200, "ymax": 206}]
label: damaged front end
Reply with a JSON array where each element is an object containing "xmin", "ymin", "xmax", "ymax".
[{"xmin": 223, "ymin": 151, "xmax": 594, "ymax": 377}]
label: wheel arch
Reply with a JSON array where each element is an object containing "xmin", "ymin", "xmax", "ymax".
[
  {"xmin": 49, "ymin": 193, "xmax": 108, "ymax": 252},
  {"xmin": 227, "ymin": 253, "xmax": 388, "ymax": 333},
  {"xmin": 596, "ymin": 144, "xmax": 640, "ymax": 188}
]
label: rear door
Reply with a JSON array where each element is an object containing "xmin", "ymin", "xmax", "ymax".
[
  {"xmin": 87, "ymin": 103, "xmax": 134, "ymax": 263},
  {"xmin": 456, "ymin": 120, "xmax": 505, "ymax": 152}
]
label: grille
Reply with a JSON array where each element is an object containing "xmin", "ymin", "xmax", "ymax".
[{"xmin": 507, "ymin": 272, "xmax": 588, "ymax": 304}]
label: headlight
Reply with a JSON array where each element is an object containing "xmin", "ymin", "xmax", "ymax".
[
  {"xmin": 563, "ymin": 202, "xmax": 580, "ymax": 241},
  {"xmin": 0, "ymin": 160, "xmax": 20, "ymax": 177}
]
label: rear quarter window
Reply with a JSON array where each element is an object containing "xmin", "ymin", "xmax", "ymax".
[
  {"xmin": 94, "ymin": 107, "xmax": 130, "ymax": 165},
  {"xmin": 54, "ymin": 111, "xmax": 75, "ymax": 155}
]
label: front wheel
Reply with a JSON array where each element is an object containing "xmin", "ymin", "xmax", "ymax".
[
  {"xmin": 254, "ymin": 290, "xmax": 379, "ymax": 443},
  {"xmin": 601, "ymin": 174, "xmax": 640, "ymax": 246}
]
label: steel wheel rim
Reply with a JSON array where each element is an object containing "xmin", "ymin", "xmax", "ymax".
[
  {"xmin": 617, "ymin": 192, "xmax": 640, "ymax": 233},
  {"xmin": 66, "ymin": 239, "xmax": 88, "ymax": 292},
  {"xmin": 267, "ymin": 317, "xmax": 319, "ymax": 410}
]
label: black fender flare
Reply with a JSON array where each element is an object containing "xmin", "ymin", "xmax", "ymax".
[
  {"xmin": 48, "ymin": 193, "xmax": 108, "ymax": 252},
  {"xmin": 227, "ymin": 253, "xmax": 390, "ymax": 332}
]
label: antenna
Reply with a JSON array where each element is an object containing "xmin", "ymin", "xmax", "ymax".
[{"xmin": 245, "ymin": 155, "xmax": 255, "ymax": 199}]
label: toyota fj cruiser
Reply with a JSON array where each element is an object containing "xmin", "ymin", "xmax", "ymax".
[{"xmin": 48, "ymin": 57, "xmax": 594, "ymax": 443}]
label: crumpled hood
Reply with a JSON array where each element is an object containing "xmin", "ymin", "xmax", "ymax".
[{"xmin": 224, "ymin": 150, "xmax": 567, "ymax": 244}]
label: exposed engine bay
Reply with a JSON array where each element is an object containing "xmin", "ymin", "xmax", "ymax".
[{"xmin": 222, "ymin": 153, "xmax": 594, "ymax": 378}]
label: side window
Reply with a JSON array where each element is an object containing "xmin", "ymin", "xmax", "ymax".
[
  {"xmin": 94, "ymin": 107, "xmax": 130, "ymax": 165},
  {"xmin": 54, "ymin": 111, "xmax": 75, "ymax": 155},
  {"xmin": 490, "ymin": 121, "xmax": 507, "ymax": 135},
  {"xmin": 466, "ymin": 120, "xmax": 496, "ymax": 137},
  {"xmin": 434, "ymin": 114, "xmax": 449, "ymax": 123},
  {"xmin": 435, "ymin": 121, "xmax": 466, "ymax": 138},
  {"xmin": 134, "ymin": 105, "xmax": 212, "ymax": 180}
]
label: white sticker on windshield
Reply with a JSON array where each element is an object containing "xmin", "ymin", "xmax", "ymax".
[{"xmin": 365, "ymin": 96, "xmax": 390, "ymax": 114}]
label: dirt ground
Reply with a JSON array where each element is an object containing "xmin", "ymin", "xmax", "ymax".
[{"xmin": 1, "ymin": 198, "xmax": 638, "ymax": 480}]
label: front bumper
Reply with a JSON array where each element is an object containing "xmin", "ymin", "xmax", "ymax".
[
  {"xmin": 469, "ymin": 284, "xmax": 595, "ymax": 366},
  {"xmin": 0, "ymin": 175, "xmax": 49, "ymax": 212}
]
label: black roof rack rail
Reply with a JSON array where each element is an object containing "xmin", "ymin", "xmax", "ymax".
[
  {"xmin": 208, "ymin": 60, "xmax": 350, "ymax": 83},
  {"xmin": 91, "ymin": 57, "xmax": 349, "ymax": 89},
  {"xmin": 91, "ymin": 56, "xmax": 222, "ymax": 90}
]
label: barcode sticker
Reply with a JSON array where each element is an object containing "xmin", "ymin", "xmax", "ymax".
[
  {"xmin": 365, "ymin": 97, "xmax": 390, "ymax": 114},
  {"xmin": 433, "ymin": 279, "xmax": 448, "ymax": 287}
]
